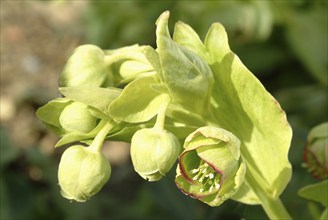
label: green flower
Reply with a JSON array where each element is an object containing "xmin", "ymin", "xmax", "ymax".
[
  {"xmin": 175, "ymin": 126, "xmax": 246, "ymax": 206},
  {"xmin": 130, "ymin": 127, "xmax": 181, "ymax": 181},
  {"xmin": 58, "ymin": 145, "xmax": 111, "ymax": 202},
  {"xmin": 59, "ymin": 44, "xmax": 110, "ymax": 87},
  {"xmin": 303, "ymin": 122, "xmax": 328, "ymax": 179},
  {"xmin": 59, "ymin": 101, "xmax": 98, "ymax": 134}
]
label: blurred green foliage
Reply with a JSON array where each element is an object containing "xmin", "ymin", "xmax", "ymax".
[{"xmin": 1, "ymin": 0, "xmax": 327, "ymax": 219}]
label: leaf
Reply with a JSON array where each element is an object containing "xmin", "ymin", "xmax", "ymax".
[
  {"xmin": 173, "ymin": 21, "xmax": 207, "ymax": 60},
  {"xmin": 202, "ymin": 23, "xmax": 292, "ymax": 204},
  {"xmin": 109, "ymin": 76, "xmax": 169, "ymax": 123},
  {"xmin": 35, "ymin": 98, "xmax": 71, "ymax": 135},
  {"xmin": 298, "ymin": 180, "xmax": 328, "ymax": 207},
  {"xmin": 156, "ymin": 11, "xmax": 214, "ymax": 114},
  {"xmin": 59, "ymin": 86, "xmax": 121, "ymax": 116},
  {"xmin": 55, "ymin": 120, "xmax": 108, "ymax": 147}
]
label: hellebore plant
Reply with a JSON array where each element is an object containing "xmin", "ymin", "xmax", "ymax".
[{"xmin": 36, "ymin": 11, "xmax": 298, "ymax": 219}]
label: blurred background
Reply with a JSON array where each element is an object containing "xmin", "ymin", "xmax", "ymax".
[{"xmin": 1, "ymin": 1, "xmax": 327, "ymax": 219}]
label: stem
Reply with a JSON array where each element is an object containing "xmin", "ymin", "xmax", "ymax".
[
  {"xmin": 154, "ymin": 95, "xmax": 171, "ymax": 130},
  {"xmin": 245, "ymin": 166, "xmax": 292, "ymax": 220},
  {"xmin": 89, "ymin": 121, "xmax": 113, "ymax": 152}
]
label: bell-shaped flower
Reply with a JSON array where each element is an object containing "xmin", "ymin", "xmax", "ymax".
[
  {"xmin": 303, "ymin": 122, "xmax": 328, "ymax": 179},
  {"xmin": 59, "ymin": 44, "xmax": 110, "ymax": 87},
  {"xmin": 59, "ymin": 102, "xmax": 98, "ymax": 134},
  {"xmin": 130, "ymin": 127, "xmax": 181, "ymax": 181},
  {"xmin": 175, "ymin": 126, "xmax": 246, "ymax": 206},
  {"xmin": 58, "ymin": 145, "xmax": 111, "ymax": 202}
]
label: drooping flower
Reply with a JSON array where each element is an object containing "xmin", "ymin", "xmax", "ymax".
[
  {"xmin": 58, "ymin": 145, "xmax": 111, "ymax": 202},
  {"xmin": 130, "ymin": 127, "xmax": 181, "ymax": 181}
]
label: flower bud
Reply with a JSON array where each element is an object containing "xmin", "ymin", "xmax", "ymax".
[
  {"xmin": 104, "ymin": 45, "xmax": 156, "ymax": 85},
  {"xmin": 58, "ymin": 145, "xmax": 111, "ymax": 202},
  {"xmin": 59, "ymin": 45, "xmax": 109, "ymax": 87},
  {"xmin": 303, "ymin": 122, "xmax": 328, "ymax": 179},
  {"xmin": 119, "ymin": 59, "xmax": 155, "ymax": 83},
  {"xmin": 59, "ymin": 102, "xmax": 97, "ymax": 134},
  {"xmin": 130, "ymin": 128, "xmax": 181, "ymax": 181},
  {"xmin": 175, "ymin": 126, "xmax": 246, "ymax": 206}
]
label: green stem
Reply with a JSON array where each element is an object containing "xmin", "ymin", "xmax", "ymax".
[
  {"xmin": 89, "ymin": 121, "xmax": 113, "ymax": 152},
  {"xmin": 245, "ymin": 167, "xmax": 292, "ymax": 220},
  {"xmin": 154, "ymin": 95, "xmax": 171, "ymax": 130}
]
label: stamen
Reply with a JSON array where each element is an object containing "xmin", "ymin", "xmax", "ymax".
[
  {"xmin": 202, "ymin": 166, "xmax": 208, "ymax": 173},
  {"xmin": 189, "ymin": 161, "xmax": 221, "ymax": 193},
  {"xmin": 191, "ymin": 168, "xmax": 199, "ymax": 174}
]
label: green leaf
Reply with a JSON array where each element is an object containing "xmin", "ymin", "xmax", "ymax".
[
  {"xmin": 203, "ymin": 23, "xmax": 292, "ymax": 204},
  {"xmin": 35, "ymin": 98, "xmax": 71, "ymax": 135},
  {"xmin": 173, "ymin": 21, "xmax": 207, "ymax": 60},
  {"xmin": 156, "ymin": 11, "xmax": 214, "ymax": 114},
  {"xmin": 55, "ymin": 120, "xmax": 108, "ymax": 147},
  {"xmin": 59, "ymin": 86, "xmax": 121, "ymax": 116},
  {"xmin": 109, "ymin": 76, "xmax": 168, "ymax": 123},
  {"xmin": 298, "ymin": 180, "xmax": 328, "ymax": 207},
  {"xmin": 143, "ymin": 45, "xmax": 162, "ymax": 77}
]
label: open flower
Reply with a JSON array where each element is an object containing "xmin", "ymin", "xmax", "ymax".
[
  {"xmin": 58, "ymin": 145, "xmax": 111, "ymax": 202},
  {"xmin": 175, "ymin": 126, "xmax": 246, "ymax": 206},
  {"xmin": 130, "ymin": 127, "xmax": 181, "ymax": 181}
]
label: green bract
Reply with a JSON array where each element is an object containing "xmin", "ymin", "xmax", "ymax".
[
  {"xmin": 58, "ymin": 145, "xmax": 111, "ymax": 202},
  {"xmin": 59, "ymin": 102, "xmax": 98, "ymax": 134},
  {"xmin": 175, "ymin": 126, "xmax": 246, "ymax": 206},
  {"xmin": 303, "ymin": 122, "xmax": 328, "ymax": 179},
  {"xmin": 59, "ymin": 45, "xmax": 110, "ymax": 87},
  {"xmin": 155, "ymin": 12, "xmax": 214, "ymax": 114},
  {"xmin": 168, "ymin": 12, "xmax": 292, "ymax": 206},
  {"xmin": 130, "ymin": 127, "xmax": 181, "ymax": 181}
]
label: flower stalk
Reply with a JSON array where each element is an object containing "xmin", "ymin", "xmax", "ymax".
[
  {"xmin": 244, "ymin": 159, "xmax": 292, "ymax": 220},
  {"xmin": 89, "ymin": 120, "xmax": 114, "ymax": 152}
]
